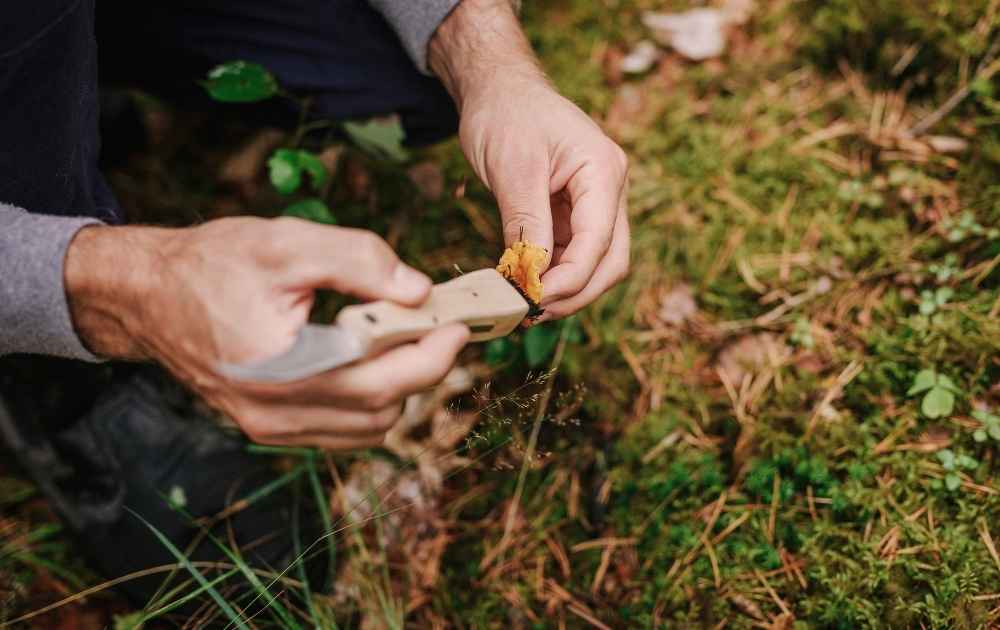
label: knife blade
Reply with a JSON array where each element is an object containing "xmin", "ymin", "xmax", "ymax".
[{"xmin": 217, "ymin": 268, "xmax": 529, "ymax": 384}]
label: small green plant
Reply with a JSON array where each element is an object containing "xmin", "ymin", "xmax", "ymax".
[
  {"xmin": 907, "ymin": 369, "xmax": 962, "ymax": 418},
  {"xmin": 837, "ymin": 180, "xmax": 884, "ymax": 209},
  {"xmin": 927, "ymin": 253, "xmax": 960, "ymax": 283},
  {"xmin": 918, "ymin": 286, "xmax": 953, "ymax": 316},
  {"xmin": 484, "ymin": 317, "xmax": 582, "ymax": 368},
  {"xmin": 790, "ymin": 317, "xmax": 815, "ymax": 348},
  {"xmin": 932, "ymin": 449, "xmax": 978, "ymax": 492},
  {"xmin": 202, "ymin": 60, "xmax": 412, "ymax": 226},
  {"xmin": 972, "ymin": 409, "xmax": 1000, "ymax": 443},
  {"xmin": 942, "ymin": 211, "xmax": 1000, "ymax": 243}
]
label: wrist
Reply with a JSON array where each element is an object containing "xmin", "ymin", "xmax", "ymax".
[
  {"xmin": 428, "ymin": 0, "xmax": 544, "ymax": 112},
  {"xmin": 64, "ymin": 224, "xmax": 172, "ymax": 360}
]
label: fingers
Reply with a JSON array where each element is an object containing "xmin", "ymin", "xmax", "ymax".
[
  {"xmin": 231, "ymin": 325, "xmax": 467, "ymax": 448},
  {"xmin": 276, "ymin": 219, "xmax": 431, "ymax": 306},
  {"xmin": 238, "ymin": 323, "xmax": 469, "ymax": 409},
  {"xmin": 539, "ymin": 153, "xmax": 626, "ymax": 305},
  {"xmin": 537, "ymin": 195, "xmax": 630, "ymax": 321},
  {"xmin": 495, "ymin": 154, "xmax": 555, "ymax": 261},
  {"xmin": 269, "ymin": 324, "xmax": 470, "ymax": 410}
]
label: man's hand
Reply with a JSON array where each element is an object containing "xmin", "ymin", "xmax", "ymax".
[
  {"xmin": 429, "ymin": 0, "xmax": 630, "ymax": 321},
  {"xmin": 64, "ymin": 218, "xmax": 469, "ymax": 449}
]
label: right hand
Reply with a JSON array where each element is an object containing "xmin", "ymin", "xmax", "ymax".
[{"xmin": 65, "ymin": 217, "xmax": 470, "ymax": 449}]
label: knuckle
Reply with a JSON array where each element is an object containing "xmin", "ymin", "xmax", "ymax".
[
  {"xmin": 363, "ymin": 388, "xmax": 397, "ymax": 412},
  {"xmin": 356, "ymin": 230, "xmax": 391, "ymax": 260},
  {"xmin": 370, "ymin": 408, "xmax": 400, "ymax": 433},
  {"xmin": 353, "ymin": 231, "xmax": 398, "ymax": 278}
]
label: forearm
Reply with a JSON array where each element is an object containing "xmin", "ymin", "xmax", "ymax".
[{"xmin": 428, "ymin": 0, "xmax": 544, "ymax": 111}]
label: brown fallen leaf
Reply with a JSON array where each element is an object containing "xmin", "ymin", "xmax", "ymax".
[
  {"xmin": 716, "ymin": 333, "xmax": 791, "ymax": 386},
  {"xmin": 620, "ymin": 40, "xmax": 662, "ymax": 75},
  {"xmin": 657, "ymin": 283, "xmax": 698, "ymax": 326},
  {"xmin": 926, "ymin": 135, "xmax": 969, "ymax": 154},
  {"xmin": 643, "ymin": 9, "xmax": 728, "ymax": 61}
]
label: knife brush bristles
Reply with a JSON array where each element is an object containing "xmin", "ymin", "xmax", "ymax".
[{"xmin": 505, "ymin": 277, "xmax": 545, "ymax": 320}]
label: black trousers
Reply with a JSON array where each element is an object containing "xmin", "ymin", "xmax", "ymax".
[{"xmin": 96, "ymin": 0, "xmax": 458, "ymax": 150}]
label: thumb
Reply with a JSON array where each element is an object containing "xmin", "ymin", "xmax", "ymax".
[
  {"xmin": 494, "ymin": 160, "xmax": 554, "ymax": 266},
  {"xmin": 288, "ymin": 223, "xmax": 431, "ymax": 306}
]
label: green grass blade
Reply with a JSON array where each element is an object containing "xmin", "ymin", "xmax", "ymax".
[
  {"xmin": 138, "ymin": 569, "xmax": 239, "ymax": 624},
  {"xmin": 125, "ymin": 507, "xmax": 249, "ymax": 630},
  {"xmin": 306, "ymin": 458, "xmax": 336, "ymax": 592}
]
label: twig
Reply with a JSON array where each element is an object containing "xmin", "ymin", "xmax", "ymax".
[
  {"xmin": 488, "ymin": 322, "xmax": 572, "ymax": 568},
  {"xmin": 907, "ymin": 38, "xmax": 1000, "ymax": 136}
]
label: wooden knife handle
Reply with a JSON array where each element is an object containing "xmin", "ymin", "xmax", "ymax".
[{"xmin": 335, "ymin": 268, "xmax": 529, "ymax": 356}]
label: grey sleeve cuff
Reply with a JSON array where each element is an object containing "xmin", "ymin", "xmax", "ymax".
[
  {"xmin": 0, "ymin": 203, "xmax": 105, "ymax": 362},
  {"xmin": 368, "ymin": 0, "xmax": 462, "ymax": 74}
]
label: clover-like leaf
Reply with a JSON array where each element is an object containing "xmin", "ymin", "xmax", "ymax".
[
  {"xmin": 936, "ymin": 448, "xmax": 956, "ymax": 470},
  {"xmin": 344, "ymin": 119, "xmax": 410, "ymax": 162},
  {"xmin": 268, "ymin": 149, "xmax": 302, "ymax": 195},
  {"xmin": 907, "ymin": 369, "xmax": 937, "ymax": 395},
  {"xmin": 267, "ymin": 149, "xmax": 329, "ymax": 195},
  {"xmin": 974, "ymin": 429, "xmax": 988, "ymax": 442},
  {"xmin": 283, "ymin": 198, "xmax": 336, "ymax": 225},
  {"xmin": 936, "ymin": 374, "xmax": 962, "ymax": 394},
  {"xmin": 935, "ymin": 287, "xmax": 954, "ymax": 305},
  {"xmin": 919, "ymin": 291, "xmax": 937, "ymax": 315},
  {"xmin": 921, "ymin": 386, "xmax": 955, "ymax": 419},
  {"xmin": 956, "ymin": 454, "xmax": 979, "ymax": 470},
  {"xmin": 203, "ymin": 61, "xmax": 278, "ymax": 103},
  {"xmin": 296, "ymin": 151, "xmax": 329, "ymax": 191},
  {"xmin": 945, "ymin": 472, "xmax": 961, "ymax": 491}
]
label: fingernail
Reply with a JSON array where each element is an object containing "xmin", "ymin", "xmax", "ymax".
[{"xmin": 393, "ymin": 264, "xmax": 431, "ymax": 298}]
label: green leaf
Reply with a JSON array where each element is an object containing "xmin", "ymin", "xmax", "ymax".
[
  {"xmin": 945, "ymin": 472, "xmax": 961, "ymax": 492},
  {"xmin": 268, "ymin": 149, "xmax": 302, "ymax": 194},
  {"xmin": 935, "ymin": 287, "xmax": 954, "ymax": 305},
  {"xmin": 283, "ymin": 198, "xmax": 336, "ymax": 225},
  {"xmin": 935, "ymin": 374, "xmax": 962, "ymax": 394},
  {"xmin": 267, "ymin": 149, "xmax": 328, "ymax": 195},
  {"xmin": 956, "ymin": 454, "xmax": 979, "ymax": 470},
  {"xmin": 989, "ymin": 424, "xmax": 1000, "ymax": 441},
  {"xmin": 936, "ymin": 449, "xmax": 956, "ymax": 470},
  {"xmin": 484, "ymin": 338, "xmax": 517, "ymax": 366},
  {"xmin": 908, "ymin": 369, "xmax": 937, "ymax": 395},
  {"xmin": 921, "ymin": 386, "xmax": 955, "ymax": 418},
  {"xmin": 974, "ymin": 429, "xmax": 988, "ymax": 442},
  {"xmin": 344, "ymin": 119, "xmax": 410, "ymax": 162},
  {"xmin": 202, "ymin": 61, "xmax": 278, "ymax": 103},
  {"xmin": 524, "ymin": 324, "xmax": 560, "ymax": 368},
  {"xmin": 296, "ymin": 150, "xmax": 329, "ymax": 191}
]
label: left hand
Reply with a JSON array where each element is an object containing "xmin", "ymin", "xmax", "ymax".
[
  {"xmin": 458, "ymin": 72, "xmax": 631, "ymax": 321},
  {"xmin": 428, "ymin": 0, "xmax": 630, "ymax": 322}
]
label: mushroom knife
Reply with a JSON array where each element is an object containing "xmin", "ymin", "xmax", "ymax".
[{"xmin": 218, "ymin": 268, "xmax": 529, "ymax": 383}]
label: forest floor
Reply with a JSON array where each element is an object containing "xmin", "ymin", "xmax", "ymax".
[{"xmin": 3, "ymin": 0, "xmax": 1000, "ymax": 628}]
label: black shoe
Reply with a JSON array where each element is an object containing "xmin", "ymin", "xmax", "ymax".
[{"xmin": 0, "ymin": 359, "xmax": 327, "ymax": 618}]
